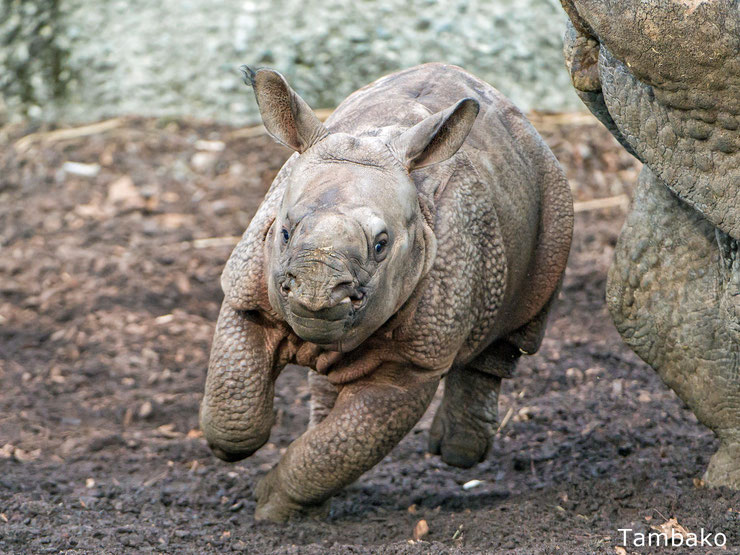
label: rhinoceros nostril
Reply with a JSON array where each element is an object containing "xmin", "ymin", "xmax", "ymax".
[
  {"xmin": 330, "ymin": 279, "xmax": 355, "ymax": 301},
  {"xmin": 280, "ymin": 272, "xmax": 297, "ymax": 296},
  {"xmin": 350, "ymin": 290, "xmax": 365, "ymax": 310}
]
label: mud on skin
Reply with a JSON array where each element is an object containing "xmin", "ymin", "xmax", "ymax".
[{"xmin": 200, "ymin": 63, "xmax": 573, "ymax": 522}]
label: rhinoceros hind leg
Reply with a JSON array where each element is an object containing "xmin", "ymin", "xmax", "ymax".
[
  {"xmin": 608, "ymin": 167, "xmax": 740, "ymax": 489},
  {"xmin": 428, "ymin": 352, "xmax": 511, "ymax": 468},
  {"xmin": 308, "ymin": 371, "xmax": 338, "ymax": 428}
]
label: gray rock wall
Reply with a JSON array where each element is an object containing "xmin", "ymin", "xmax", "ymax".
[{"xmin": 0, "ymin": 0, "xmax": 583, "ymax": 124}]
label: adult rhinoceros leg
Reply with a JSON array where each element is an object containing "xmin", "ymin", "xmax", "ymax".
[
  {"xmin": 607, "ymin": 167, "xmax": 740, "ymax": 487},
  {"xmin": 254, "ymin": 363, "xmax": 439, "ymax": 522}
]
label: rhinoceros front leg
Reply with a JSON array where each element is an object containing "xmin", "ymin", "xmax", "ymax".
[
  {"xmin": 254, "ymin": 363, "xmax": 439, "ymax": 522},
  {"xmin": 200, "ymin": 304, "xmax": 282, "ymax": 461}
]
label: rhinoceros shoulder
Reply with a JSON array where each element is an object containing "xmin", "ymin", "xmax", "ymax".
[{"xmin": 220, "ymin": 155, "xmax": 296, "ymax": 313}]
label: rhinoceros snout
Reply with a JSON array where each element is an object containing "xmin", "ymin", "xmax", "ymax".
[
  {"xmin": 281, "ymin": 265, "xmax": 358, "ymax": 313},
  {"xmin": 288, "ymin": 293, "xmax": 353, "ymax": 320}
]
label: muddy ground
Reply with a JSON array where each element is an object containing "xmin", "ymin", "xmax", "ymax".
[{"xmin": 1, "ymin": 113, "xmax": 739, "ymax": 554}]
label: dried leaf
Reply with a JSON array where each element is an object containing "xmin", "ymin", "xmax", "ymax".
[
  {"xmin": 107, "ymin": 175, "xmax": 144, "ymax": 209},
  {"xmin": 651, "ymin": 517, "xmax": 691, "ymax": 540}
]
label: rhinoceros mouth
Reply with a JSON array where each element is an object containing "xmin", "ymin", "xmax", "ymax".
[
  {"xmin": 285, "ymin": 293, "xmax": 368, "ymax": 345},
  {"xmin": 288, "ymin": 295, "xmax": 353, "ymax": 321},
  {"xmin": 288, "ymin": 313, "xmax": 351, "ymax": 344}
]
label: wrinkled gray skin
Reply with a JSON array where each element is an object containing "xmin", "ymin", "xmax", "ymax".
[
  {"xmin": 560, "ymin": 0, "xmax": 740, "ymax": 487},
  {"xmin": 200, "ymin": 63, "xmax": 573, "ymax": 522}
]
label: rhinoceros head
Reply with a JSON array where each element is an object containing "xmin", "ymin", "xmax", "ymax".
[{"xmin": 244, "ymin": 67, "xmax": 479, "ymax": 351}]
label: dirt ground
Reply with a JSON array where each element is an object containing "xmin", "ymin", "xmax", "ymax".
[{"xmin": 2, "ymin": 113, "xmax": 739, "ymax": 554}]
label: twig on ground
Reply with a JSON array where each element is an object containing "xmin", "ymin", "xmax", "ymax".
[
  {"xmin": 14, "ymin": 118, "xmax": 124, "ymax": 152},
  {"xmin": 179, "ymin": 236, "xmax": 242, "ymax": 249},
  {"xmin": 573, "ymin": 194, "xmax": 630, "ymax": 213},
  {"xmin": 497, "ymin": 406, "xmax": 515, "ymax": 433}
]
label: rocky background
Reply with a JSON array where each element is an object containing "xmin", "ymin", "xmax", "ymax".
[{"xmin": 0, "ymin": 0, "xmax": 583, "ymax": 125}]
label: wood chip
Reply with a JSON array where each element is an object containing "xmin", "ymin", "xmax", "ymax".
[
  {"xmin": 462, "ymin": 479, "xmax": 482, "ymax": 490},
  {"xmin": 412, "ymin": 519, "xmax": 429, "ymax": 541},
  {"xmin": 62, "ymin": 161, "xmax": 101, "ymax": 177},
  {"xmin": 122, "ymin": 407, "xmax": 134, "ymax": 428},
  {"xmin": 13, "ymin": 448, "xmax": 40, "ymax": 462},
  {"xmin": 157, "ymin": 424, "xmax": 182, "ymax": 438},
  {"xmin": 138, "ymin": 401, "xmax": 153, "ymax": 419},
  {"xmin": 194, "ymin": 139, "xmax": 225, "ymax": 152},
  {"xmin": 186, "ymin": 236, "xmax": 242, "ymax": 249}
]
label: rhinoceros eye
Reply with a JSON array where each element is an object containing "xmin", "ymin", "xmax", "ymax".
[
  {"xmin": 373, "ymin": 233, "xmax": 389, "ymax": 261},
  {"xmin": 281, "ymin": 228, "xmax": 290, "ymax": 243}
]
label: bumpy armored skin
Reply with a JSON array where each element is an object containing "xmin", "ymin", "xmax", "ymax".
[
  {"xmin": 200, "ymin": 63, "xmax": 573, "ymax": 521},
  {"xmin": 561, "ymin": 1, "xmax": 740, "ymax": 486}
]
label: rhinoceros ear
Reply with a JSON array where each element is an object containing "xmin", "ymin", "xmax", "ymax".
[
  {"xmin": 390, "ymin": 98, "xmax": 479, "ymax": 171},
  {"xmin": 241, "ymin": 66, "xmax": 329, "ymax": 153}
]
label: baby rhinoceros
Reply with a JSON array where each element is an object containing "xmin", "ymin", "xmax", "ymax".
[{"xmin": 200, "ymin": 63, "xmax": 573, "ymax": 522}]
